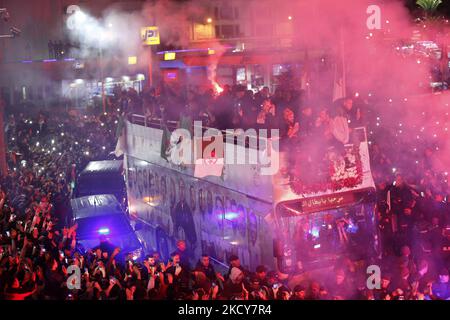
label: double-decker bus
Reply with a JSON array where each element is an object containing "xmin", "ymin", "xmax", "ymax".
[{"xmin": 121, "ymin": 115, "xmax": 380, "ymax": 275}]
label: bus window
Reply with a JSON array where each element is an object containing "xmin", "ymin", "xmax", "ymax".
[
  {"xmin": 198, "ymin": 188, "xmax": 206, "ymax": 216},
  {"xmin": 178, "ymin": 179, "xmax": 186, "ymax": 202},
  {"xmin": 169, "ymin": 178, "xmax": 176, "ymax": 207},
  {"xmin": 154, "ymin": 173, "xmax": 159, "ymax": 195},
  {"xmin": 148, "ymin": 172, "xmax": 155, "ymax": 198},
  {"xmin": 236, "ymin": 205, "xmax": 247, "ymax": 239},
  {"xmin": 160, "ymin": 176, "xmax": 167, "ymax": 205},
  {"xmin": 143, "ymin": 168, "xmax": 149, "ymax": 190},
  {"xmin": 223, "ymin": 199, "xmax": 238, "ymax": 241},
  {"xmin": 247, "ymin": 211, "xmax": 258, "ymax": 247},
  {"xmin": 137, "ymin": 168, "xmax": 144, "ymax": 197},
  {"xmin": 206, "ymin": 191, "xmax": 213, "ymax": 215},
  {"xmin": 247, "ymin": 210, "xmax": 260, "ymax": 267},
  {"xmin": 276, "ymin": 203, "xmax": 377, "ymax": 272},
  {"xmin": 214, "ymin": 196, "xmax": 225, "ymax": 235},
  {"xmin": 189, "ymin": 185, "xmax": 196, "ymax": 211}
]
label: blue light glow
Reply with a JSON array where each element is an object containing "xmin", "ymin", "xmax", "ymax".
[
  {"xmin": 310, "ymin": 227, "xmax": 320, "ymax": 238},
  {"xmin": 224, "ymin": 212, "xmax": 239, "ymax": 220},
  {"xmin": 98, "ymin": 228, "xmax": 110, "ymax": 235},
  {"xmin": 346, "ymin": 223, "xmax": 359, "ymax": 234}
]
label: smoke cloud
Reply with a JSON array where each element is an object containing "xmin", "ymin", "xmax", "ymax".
[
  {"xmin": 66, "ymin": 0, "xmax": 449, "ymax": 179},
  {"xmin": 276, "ymin": 0, "xmax": 449, "ymax": 183}
]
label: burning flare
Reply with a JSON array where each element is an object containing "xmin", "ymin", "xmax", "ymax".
[{"xmin": 212, "ymin": 81, "xmax": 223, "ymax": 94}]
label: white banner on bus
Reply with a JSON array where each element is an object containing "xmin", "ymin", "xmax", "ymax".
[{"xmin": 194, "ymin": 157, "xmax": 224, "ymax": 179}]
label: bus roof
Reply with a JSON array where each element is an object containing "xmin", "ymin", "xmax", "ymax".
[
  {"xmin": 81, "ymin": 160, "xmax": 123, "ymax": 175},
  {"xmin": 70, "ymin": 194, "xmax": 123, "ymax": 220},
  {"xmin": 124, "ymin": 117, "xmax": 375, "ymax": 204}
]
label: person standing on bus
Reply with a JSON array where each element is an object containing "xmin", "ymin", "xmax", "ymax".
[
  {"xmin": 337, "ymin": 97, "xmax": 362, "ymax": 129},
  {"xmin": 280, "ymin": 107, "xmax": 300, "ymax": 152},
  {"xmin": 256, "ymin": 99, "xmax": 278, "ymax": 131},
  {"xmin": 297, "ymin": 105, "xmax": 315, "ymax": 139}
]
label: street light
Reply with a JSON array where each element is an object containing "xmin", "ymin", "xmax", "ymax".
[{"xmin": 73, "ymin": 10, "xmax": 87, "ymax": 24}]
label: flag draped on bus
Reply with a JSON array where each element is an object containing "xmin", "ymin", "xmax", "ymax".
[
  {"xmin": 194, "ymin": 157, "xmax": 224, "ymax": 178},
  {"xmin": 333, "ymin": 28, "xmax": 347, "ymax": 102},
  {"xmin": 194, "ymin": 138, "xmax": 224, "ymax": 179},
  {"xmin": 114, "ymin": 116, "xmax": 127, "ymax": 157},
  {"xmin": 160, "ymin": 124, "xmax": 171, "ymax": 161}
]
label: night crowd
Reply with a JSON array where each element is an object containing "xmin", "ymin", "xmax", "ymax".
[{"xmin": 0, "ymin": 80, "xmax": 449, "ymax": 300}]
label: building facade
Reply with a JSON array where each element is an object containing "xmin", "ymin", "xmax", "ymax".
[
  {"xmin": 159, "ymin": 0, "xmax": 323, "ymax": 92},
  {"xmin": 0, "ymin": 0, "xmax": 325, "ymax": 108},
  {"xmin": 0, "ymin": 0, "xmax": 147, "ymax": 107}
]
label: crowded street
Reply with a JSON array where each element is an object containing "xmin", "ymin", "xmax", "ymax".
[{"xmin": 0, "ymin": 0, "xmax": 449, "ymax": 305}]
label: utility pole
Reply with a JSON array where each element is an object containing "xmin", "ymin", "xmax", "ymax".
[
  {"xmin": 0, "ymin": 8, "xmax": 11, "ymax": 177},
  {"xmin": 148, "ymin": 46, "xmax": 153, "ymax": 88},
  {"xmin": 0, "ymin": 8, "xmax": 21, "ymax": 177},
  {"xmin": 0, "ymin": 98, "xmax": 7, "ymax": 177}
]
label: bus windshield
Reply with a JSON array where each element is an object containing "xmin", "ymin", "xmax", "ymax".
[
  {"xmin": 77, "ymin": 175, "xmax": 123, "ymax": 196},
  {"xmin": 277, "ymin": 202, "xmax": 378, "ymax": 271},
  {"xmin": 76, "ymin": 214, "xmax": 132, "ymax": 240}
]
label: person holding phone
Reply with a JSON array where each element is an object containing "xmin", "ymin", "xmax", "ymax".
[
  {"xmin": 263, "ymin": 271, "xmax": 291, "ymax": 300},
  {"xmin": 143, "ymin": 255, "xmax": 162, "ymax": 279},
  {"xmin": 165, "ymin": 253, "xmax": 191, "ymax": 298}
]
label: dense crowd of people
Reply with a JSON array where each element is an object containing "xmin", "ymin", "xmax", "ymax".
[
  {"xmin": 0, "ymin": 107, "xmax": 119, "ymax": 299},
  {"xmin": 0, "ymin": 80, "xmax": 449, "ymax": 300}
]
